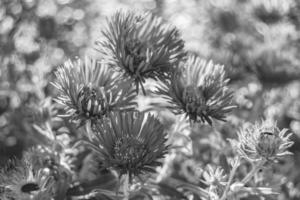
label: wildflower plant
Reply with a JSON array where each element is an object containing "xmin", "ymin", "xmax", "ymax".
[
  {"xmin": 24, "ymin": 98, "xmax": 58, "ymax": 127},
  {"xmin": 155, "ymin": 55, "xmax": 236, "ymax": 125},
  {"xmin": 1, "ymin": 4, "xmax": 298, "ymax": 200},
  {"xmin": 97, "ymin": 10, "xmax": 186, "ymax": 94},
  {"xmin": 251, "ymin": 0, "xmax": 292, "ymax": 24},
  {"xmin": 53, "ymin": 57, "xmax": 137, "ymax": 126},
  {"xmin": 230, "ymin": 120, "xmax": 294, "ymax": 162},
  {"xmin": 25, "ymin": 145, "xmax": 72, "ymax": 181},
  {"xmin": 0, "ymin": 160, "xmax": 54, "ymax": 200},
  {"xmin": 202, "ymin": 165, "xmax": 227, "ymax": 200},
  {"xmin": 84, "ymin": 111, "xmax": 169, "ymax": 182}
]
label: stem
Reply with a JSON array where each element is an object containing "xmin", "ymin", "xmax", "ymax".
[
  {"xmin": 241, "ymin": 160, "xmax": 266, "ymax": 185},
  {"xmin": 220, "ymin": 158, "xmax": 240, "ymax": 200},
  {"xmin": 86, "ymin": 120, "xmax": 93, "ymax": 141},
  {"xmin": 123, "ymin": 173, "xmax": 129, "ymax": 200},
  {"xmin": 247, "ymin": 89, "xmax": 264, "ymax": 122}
]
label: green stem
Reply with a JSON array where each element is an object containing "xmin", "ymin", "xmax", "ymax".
[
  {"xmin": 241, "ymin": 160, "xmax": 266, "ymax": 185},
  {"xmin": 220, "ymin": 158, "xmax": 240, "ymax": 200},
  {"xmin": 123, "ymin": 173, "xmax": 129, "ymax": 200}
]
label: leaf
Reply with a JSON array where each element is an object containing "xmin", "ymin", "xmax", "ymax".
[
  {"xmin": 156, "ymin": 182, "xmax": 188, "ymax": 200},
  {"xmin": 66, "ymin": 173, "xmax": 117, "ymax": 196},
  {"xmin": 155, "ymin": 176, "xmax": 209, "ymax": 199},
  {"xmin": 219, "ymin": 153, "xmax": 230, "ymax": 173}
]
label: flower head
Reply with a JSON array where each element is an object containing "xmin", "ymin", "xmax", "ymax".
[
  {"xmin": 230, "ymin": 120, "xmax": 294, "ymax": 162},
  {"xmin": 85, "ymin": 111, "xmax": 169, "ymax": 181},
  {"xmin": 202, "ymin": 165, "xmax": 227, "ymax": 200},
  {"xmin": 250, "ymin": 49, "xmax": 300, "ymax": 88},
  {"xmin": 24, "ymin": 145, "xmax": 72, "ymax": 181},
  {"xmin": 252, "ymin": 0, "xmax": 292, "ymax": 24},
  {"xmin": 97, "ymin": 10, "xmax": 186, "ymax": 94},
  {"xmin": 179, "ymin": 158, "xmax": 202, "ymax": 184},
  {"xmin": 209, "ymin": 7, "xmax": 239, "ymax": 34},
  {"xmin": 155, "ymin": 55, "xmax": 236, "ymax": 125},
  {"xmin": 23, "ymin": 98, "xmax": 58, "ymax": 128},
  {"xmin": 53, "ymin": 57, "xmax": 136, "ymax": 126},
  {"xmin": 0, "ymin": 160, "xmax": 54, "ymax": 200}
]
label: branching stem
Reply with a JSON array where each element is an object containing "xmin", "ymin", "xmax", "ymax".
[
  {"xmin": 241, "ymin": 160, "xmax": 266, "ymax": 185},
  {"xmin": 220, "ymin": 158, "xmax": 240, "ymax": 200}
]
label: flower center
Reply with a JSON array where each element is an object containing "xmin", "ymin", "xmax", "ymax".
[
  {"xmin": 125, "ymin": 39, "xmax": 147, "ymax": 69},
  {"xmin": 183, "ymin": 86, "xmax": 206, "ymax": 116},
  {"xmin": 113, "ymin": 135, "xmax": 148, "ymax": 168},
  {"xmin": 21, "ymin": 182, "xmax": 40, "ymax": 194},
  {"xmin": 77, "ymin": 86, "xmax": 108, "ymax": 117},
  {"xmin": 256, "ymin": 131, "xmax": 281, "ymax": 158}
]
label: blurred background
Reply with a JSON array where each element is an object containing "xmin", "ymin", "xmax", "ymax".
[{"xmin": 1, "ymin": 0, "xmax": 300, "ymax": 199}]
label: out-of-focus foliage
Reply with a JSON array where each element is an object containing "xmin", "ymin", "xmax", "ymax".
[
  {"xmin": 0, "ymin": 0, "xmax": 96, "ymax": 165},
  {"xmin": 1, "ymin": 0, "xmax": 300, "ymax": 200}
]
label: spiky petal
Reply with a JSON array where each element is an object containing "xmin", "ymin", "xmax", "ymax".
[
  {"xmin": 0, "ymin": 159, "xmax": 54, "ymax": 200},
  {"xmin": 52, "ymin": 57, "xmax": 137, "ymax": 126},
  {"xmin": 229, "ymin": 120, "xmax": 294, "ymax": 162},
  {"xmin": 97, "ymin": 10, "xmax": 186, "ymax": 94},
  {"xmin": 202, "ymin": 165, "xmax": 227, "ymax": 200},
  {"xmin": 155, "ymin": 55, "xmax": 236, "ymax": 125},
  {"xmin": 85, "ymin": 111, "xmax": 169, "ymax": 181}
]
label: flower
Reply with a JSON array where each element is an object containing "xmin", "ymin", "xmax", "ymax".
[
  {"xmin": 179, "ymin": 159, "xmax": 202, "ymax": 184},
  {"xmin": 251, "ymin": 0, "xmax": 292, "ymax": 24},
  {"xmin": 24, "ymin": 146, "xmax": 74, "ymax": 199},
  {"xmin": 249, "ymin": 49, "xmax": 300, "ymax": 88},
  {"xmin": 229, "ymin": 120, "xmax": 294, "ymax": 162},
  {"xmin": 23, "ymin": 97, "xmax": 58, "ymax": 128},
  {"xmin": 97, "ymin": 10, "xmax": 186, "ymax": 94},
  {"xmin": 155, "ymin": 55, "xmax": 236, "ymax": 125},
  {"xmin": 0, "ymin": 160, "xmax": 54, "ymax": 200},
  {"xmin": 209, "ymin": 7, "xmax": 239, "ymax": 34},
  {"xmin": 85, "ymin": 111, "xmax": 169, "ymax": 181},
  {"xmin": 24, "ymin": 145, "xmax": 72, "ymax": 181},
  {"xmin": 53, "ymin": 56, "xmax": 137, "ymax": 126},
  {"xmin": 288, "ymin": 1, "xmax": 300, "ymax": 27},
  {"xmin": 202, "ymin": 165, "xmax": 227, "ymax": 200}
]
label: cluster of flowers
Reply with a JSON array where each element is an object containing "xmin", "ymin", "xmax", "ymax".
[{"xmin": 0, "ymin": 10, "xmax": 294, "ymax": 200}]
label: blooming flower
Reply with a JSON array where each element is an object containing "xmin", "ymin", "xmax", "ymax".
[
  {"xmin": 202, "ymin": 165, "xmax": 227, "ymax": 200},
  {"xmin": 53, "ymin": 57, "xmax": 136, "ymax": 126},
  {"xmin": 0, "ymin": 160, "xmax": 54, "ymax": 200},
  {"xmin": 23, "ymin": 98, "xmax": 57, "ymax": 126},
  {"xmin": 155, "ymin": 55, "xmax": 236, "ymax": 125},
  {"xmin": 25, "ymin": 145, "xmax": 72, "ymax": 181},
  {"xmin": 250, "ymin": 49, "xmax": 300, "ymax": 88},
  {"xmin": 97, "ymin": 10, "xmax": 186, "ymax": 94},
  {"xmin": 179, "ymin": 158, "xmax": 202, "ymax": 184},
  {"xmin": 24, "ymin": 145, "xmax": 75, "ymax": 199},
  {"xmin": 251, "ymin": 0, "xmax": 292, "ymax": 24},
  {"xmin": 85, "ymin": 111, "xmax": 169, "ymax": 182},
  {"xmin": 229, "ymin": 120, "xmax": 294, "ymax": 162}
]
